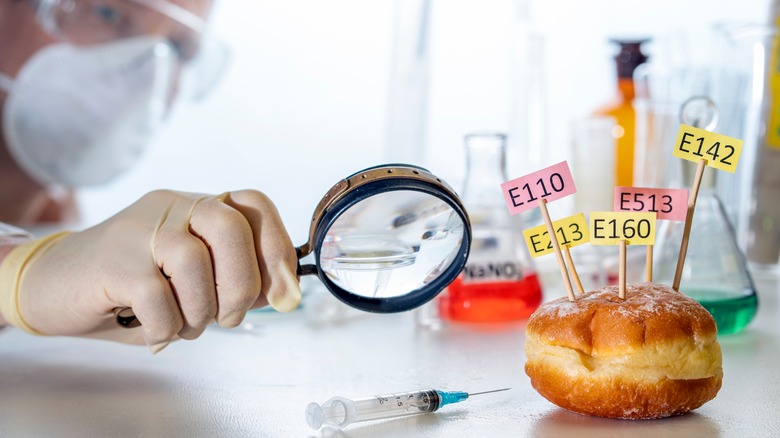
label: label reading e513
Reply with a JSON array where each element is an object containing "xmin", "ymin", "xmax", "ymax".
[{"xmin": 614, "ymin": 186, "xmax": 688, "ymax": 222}]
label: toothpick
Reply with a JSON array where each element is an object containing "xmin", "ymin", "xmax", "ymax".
[
  {"xmin": 539, "ymin": 198, "xmax": 576, "ymax": 301},
  {"xmin": 619, "ymin": 239, "xmax": 627, "ymax": 299},
  {"xmin": 562, "ymin": 244, "xmax": 585, "ymax": 295},
  {"xmin": 646, "ymin": 245, "xmax": 653, "ymax": 282},
  {"xmin": 673, "ymin": 159, "xmax": 707, "ymax": 291}
]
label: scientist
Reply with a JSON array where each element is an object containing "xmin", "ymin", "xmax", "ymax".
[{"xmin": 0, "ymin": 0, "xmax": 300, "ymax": 352}]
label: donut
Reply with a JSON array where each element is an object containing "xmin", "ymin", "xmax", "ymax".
[{"xmin": 524, "ymin": 282, "xmax": 722, "ymax": 419}]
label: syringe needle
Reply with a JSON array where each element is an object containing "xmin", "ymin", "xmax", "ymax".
[{"xmin": 468, "ymin": 388, "xmax": 511, "ymax": 397}]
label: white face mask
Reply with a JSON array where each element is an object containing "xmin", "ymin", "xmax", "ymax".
[{"xmin": 0, "ymin": 36, "xmax": 175, "ymax": 188}]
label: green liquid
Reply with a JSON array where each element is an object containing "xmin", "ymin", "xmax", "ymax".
[{"xmin": 684, "ymin": 289, "xmax": 758, "ymax": 335}]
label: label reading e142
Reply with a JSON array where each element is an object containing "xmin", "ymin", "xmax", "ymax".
[{"xmin": 673, "ymin": 124, "xmax": 743, "ymax": 173}]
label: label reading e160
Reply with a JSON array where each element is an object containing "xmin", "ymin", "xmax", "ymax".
[
  {"xmin": 500, "ymin": 161, "xmax": 576, "ymax": 215},
  {"xmin": 522, "ymin": 213, "xmax": 590, "ymax": 258},
  {"xmin": 673, "ymin": 124, "xmax": 744, "ymax": 173},
  {"xmin": 590, "ymin": 211, "xmax": 657, "ymax": 246}
]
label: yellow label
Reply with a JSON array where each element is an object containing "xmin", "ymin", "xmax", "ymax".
[
  {"xmin": 769, "ymin": 20, "xmax": 780, "ymax": 149},
  {"xmin": 589, "ymin": 212, "xmax": 656, "ymax": 245},
  {"xmin": 672, "ymin": 124, "xmax": 743, "ymax": 173},
  {"xmin": 523, "ymin": 213, "xmax": 590, "ymax": 257}
]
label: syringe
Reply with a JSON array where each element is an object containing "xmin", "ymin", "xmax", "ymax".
[{"xmin": 305, "ymin": 387, "xmax": 510, "ymax": 430}]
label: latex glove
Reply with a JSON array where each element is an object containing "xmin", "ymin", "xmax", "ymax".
[{"xmin": 0, "ymin": 190, "xmax": 300, "ymax": 351}]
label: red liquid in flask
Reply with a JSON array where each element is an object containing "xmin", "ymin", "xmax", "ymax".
[{"xmin": 439, "ymin": 273, "xmax": 543, "ymax": 323}]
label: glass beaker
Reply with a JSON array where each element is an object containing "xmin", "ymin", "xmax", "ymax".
[
  {"xmin": 711, "ymin": 21, "xmax": 780, "ymax": 273},
  {"xmin": 437, "ymin": 133, "xmax": 543, "ymax": 322},
  {"xmin": 384, "ymin": 0, "xmax": 431, "ymax": 165}
]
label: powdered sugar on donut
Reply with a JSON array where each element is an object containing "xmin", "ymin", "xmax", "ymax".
[{"xmin": 535, "ymin": 282, "xmax": 702, "ymax": 320}]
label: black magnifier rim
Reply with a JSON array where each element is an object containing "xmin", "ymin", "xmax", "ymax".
[
  {"xmin": 312, "ymin": 178, "xmax": 471, "ymax": 313},
  {"xmin": 345, "ymin": 163, "xmax": 430, "ymax": 179}
]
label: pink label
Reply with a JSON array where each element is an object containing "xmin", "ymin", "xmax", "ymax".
[
  {"xmin": 613, "ymin": 187, "xmax": 689, "ymax": 221},
  {"xmin": 500, "ymin": 161, "xmax": 577, "ymax": 215}
]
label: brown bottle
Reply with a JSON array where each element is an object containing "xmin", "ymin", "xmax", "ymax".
[{"xmin": 593, "ymin": 39, "xmax": 650, "ymax": 188}]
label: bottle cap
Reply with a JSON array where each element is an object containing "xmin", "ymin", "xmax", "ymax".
[{"xmin": 609, "ymin": 38, "xmax": 650, "ymax": 79}]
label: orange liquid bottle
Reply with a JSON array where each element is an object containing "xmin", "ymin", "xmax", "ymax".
[
  {"xmin": 593, "ymin": 39, "xmax": 649, "ymax": 187},
  {"xmin": 438, "ymin": 133, "xmax": 543, "ymax": 323}
]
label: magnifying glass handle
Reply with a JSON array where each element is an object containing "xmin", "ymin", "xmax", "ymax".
[
  {"xmin": 298, "ymin": 262, "xmax": 317, "ymax": 276},
  {"xmin": 296, "ymin": 245, "xmax": 318, "ymax": 276}
]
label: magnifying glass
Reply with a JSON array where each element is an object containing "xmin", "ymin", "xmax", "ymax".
[
  {"xmin": 296, "ymin": 163, "xmax": 470, "ymax": 312},
  {"xmin": 116, "ymin": 164, "xmax": 470, "ymax": 327}
]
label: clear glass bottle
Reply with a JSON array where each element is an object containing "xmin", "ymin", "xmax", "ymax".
[{"xmin": 438, "ymin": 133, "xmax": 543, "ymax": 322}]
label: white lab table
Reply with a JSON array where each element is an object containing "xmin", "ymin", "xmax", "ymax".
[{"xmin": 1, "ymin": 275, "xmax": 780, "ymax": 438}]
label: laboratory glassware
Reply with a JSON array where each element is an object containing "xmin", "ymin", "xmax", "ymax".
[
  {"xmin": 438, "ymin": 133, "xmax": 542, "ymax": 322},
  {"xmin": 654, "ymin": 189, "xmax": 758, "ymax": 334},
  {"xmin": 508, "ymin": 30, "xmax": 550, "ymax": 181},
  {"xmin": 639, "ymin": 21, "xmax": 779, "ymax": 272},
  {"xmin": 570, "ymin": 116, "xmax": 616, "ymax": 213},
  {"xmin": 384, "ymin": 0, "xmax": 431, "ymax": 165},
  {"xmin": 593, "ymin": 39, "xmax": 650, "ymax": 187},
  {"xmin": 569, "ymin": 116, "xmax": 618, "ymax": 291},
  {"xmin": 305, "ymin": 387, "xmax": 509, "ymax": 430},
  {"xmin": 114, "ymin": 164, "xmax": 471, "ymax": 327},
  {"xmin": 653, "ymin": 99, "xmax": 757, "ymax": 335},
  {"xmin": 712, "ymin": 18, "xmax": 780, "ymax": 273}
]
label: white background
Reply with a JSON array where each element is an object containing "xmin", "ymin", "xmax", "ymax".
[{"xmin": 78, "ymin": 0, "xmax": 770, "ymax": 245}]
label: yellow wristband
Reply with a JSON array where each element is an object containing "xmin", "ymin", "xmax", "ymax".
[{"xmin": 0, "ymin": 231, "xmax": 71, "ymax": 335}]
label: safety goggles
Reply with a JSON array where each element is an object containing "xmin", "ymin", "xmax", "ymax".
[{"xmin": 34, "ymin": 0, "xmax": 230, "ymax": 101}]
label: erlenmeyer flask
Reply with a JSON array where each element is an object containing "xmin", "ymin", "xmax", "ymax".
[
  {"xmin": 437, "ymin": 133, "xmax": 543, "ymax": 322},
  {"xmin": 654, "ymin": 186, "xmax": 757, "ymax": 335},
  {"xmin": 639, "ymin": 70, "xmax": 758, "ymax": 335}
]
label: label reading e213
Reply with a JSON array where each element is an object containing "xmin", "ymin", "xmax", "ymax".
[
  {"xmin": 522, "ymin": 213, "xmax": 590, "ymax": 258},
  {"xmin": 673, "ymin": 124, "xmax": 744, "ymax": 173},
  {"xmin": 590, "ymin": 211, "xmax": 657, "ymax": 246},
  {"xmin": 614, "ymin": 186, "xmax": 688, "ymax": 222},
  {"xmin": 500, "ymin": 161, "xmax": 576, "ymax": 215}
]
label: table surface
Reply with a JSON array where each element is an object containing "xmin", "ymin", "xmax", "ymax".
[{"xmin": 2, "ymin": 274, "xmax": 780, "ymax": 438}]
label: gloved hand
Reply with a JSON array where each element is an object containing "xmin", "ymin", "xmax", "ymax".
[{"xmin": 0, "ymin": 190, "xmax": 301, "ymax": 352}]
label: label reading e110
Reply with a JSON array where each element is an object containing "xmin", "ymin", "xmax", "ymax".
[
  {"xmin": 590, "ymin": 212, "xmax": 657, "ymax": 246},
  {"xmin": 500, "ymin": 161, "xmax": 576, "ymax": 215},
  {"xmin": 522, "ymin": 213, "xmax": 590, "ymax": 258},
  {"xmin": 673, "ymin": 124, "xmax": 744, "ymax": 173},
  {"xmin": 614, "ymin": 186, "xmax": 689, "ymax": 222}
]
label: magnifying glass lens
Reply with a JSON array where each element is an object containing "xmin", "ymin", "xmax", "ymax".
[{"xmin": 319, "ymin": 191, "xmax": 465, "ymax": 299}]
